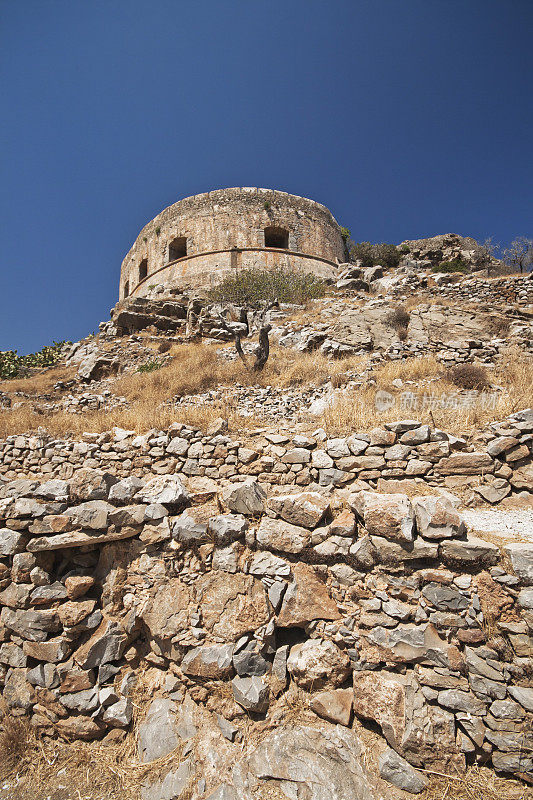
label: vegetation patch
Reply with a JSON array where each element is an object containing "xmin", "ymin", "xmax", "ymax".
[
  {"xmin": 0, "ymin": 340, "xmax": 69, "ymax": 380},
  {"xmin": 207, "ymin": 266, "xmax": 326, "ymax": 306},
  {"xmin": 349, "ymin": 241, "xmax": 401, "ymax": 269},
  {"xmin": 136, "ymin": 358, "xmax": 164, "ymax": 373},
  {"xmin": 449, "ymin": 363, "xmax": 489, "ymax": 389},
  {"xmin": 385, "ymin": 305, "xmax": 410, "ymax": 332}
]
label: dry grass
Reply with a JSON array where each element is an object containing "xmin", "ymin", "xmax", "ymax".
[
  {"xmin": 0, "ymin": 365, "xmax": 75, "ymax": 395},
  {"xmin": 320, "ymin": 351, "xmax": 533, "ymax": 435},
  {"xmin": 419, "ymin": 765, "xmax": 532, "ymax": 800},
  {"xmin": 0, "ymin": 399, "xmax": 259, "ymax": 438},
  {"xmin": 374, "ymin": 355, "xmax": 441, "ymax": 383},
  {"xmin": 113, "ymin": 343, "xmax": 368, "ymax": 398},
  {"xmin": 0, "ymin": 672, "xmax": 190, "ymax": 800},
  {"xmin": 0, "ymin": 344, "xmax": 530, "ymax": 439},
  {"xmin": 0, "ymin": 708, "xmax": 33, "ymax": 779},
  {"xmin": 0, "ymin": 343, "xmax": 369, "ymax": 437}
]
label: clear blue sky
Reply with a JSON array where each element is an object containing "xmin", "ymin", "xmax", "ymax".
[{"xmin": 1, "ymin": 0, "xmax": 532, "ymax": 353}]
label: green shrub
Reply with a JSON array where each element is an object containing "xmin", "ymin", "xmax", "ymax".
[
  {"xmin": 137, "ymin": 359, "xmax": 164, "ymax": 373},
  {"xmin": 207, "ymin": 267, "xmax": 326, "ymax": 307},
  {"xmin": 431, "ymin": 258, "xmax": 470, "ymax": 274},
  {"xmin": 340, "ymin": 226, "xmax": 351, "ymax": 243},
  {"xmin": 400, "ymin": 244, "xmax": 410, "ymax": 253},
  {"xmin": 0, "ymin": 341, "xmax": 70, "ymax": 380},
  {"xmin": 349, "ymin": 242, "xmax": 400, "ymax": 269}
]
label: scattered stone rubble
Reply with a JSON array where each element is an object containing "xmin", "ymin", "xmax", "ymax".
[{"xmin": 0, "ymin": 458, "xmax": 532, "ymax": 796}]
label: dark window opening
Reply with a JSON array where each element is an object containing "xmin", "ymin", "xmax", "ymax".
[
  {"xmin": 123, "ymin": 280, "xmax": 130, "ymax": 299},
  {"xmin": 139, "ymin": 258, "xmax": 148, "ymax": 282},
  {"xmin": 264, "ymin": 226, "xmax": 289, "ymax": 249},
  {"xmin": 169, "ymin": 236, "xmax": 187, "ymax": 261}
]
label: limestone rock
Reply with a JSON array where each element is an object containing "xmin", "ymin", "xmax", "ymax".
[
  {"xmin": 237, "ymin": 725, "xmax": 377, "ymax": 800},
  {"xmin": 137, "ymin": 697, "xmax": 179, "ymax": 763},
  {"xmin": 413, "ymin": 495, "xmax": 466, "ymax": 539},
  {"xmin": 232, "ymin": 676, "xmax": 269, "ymax": 712},
  {"xmin": 438, "ymin": 452, "xmax": 494, "ymax": 475},
  {"xmin": 350, "ymin": 491, "xmax": 415, "ymax": 543},
  {"xmin": 504, "ymin": 543, "xmax": 533, "ymax": 585},
  {"xmin": 135, "ymin": 475, "xmax": 189, "ymax": 509},
  {"xmin": 181, "ymin": 644, "xmax": 234, "ymax": 679},
  {"xmin": 218, "ymin": 479, "xmax": 266, "ymax": 516},
  {"xmin": 140, "ymin": 578, "xmax": 191, "ymax": 649},
  {"xmin": 440, "ymin": 536, "xmax": 499, "ymax": 568},
  {"xmin": 309, "ymin": 688, "xmax": 353, "ymax": 726},
  {"xmin": 266, "ymin": 492, "xmax": 330, "ymax": 529},
  {"xmin": 378, "ymin": 748, "xmax": 428, "ymax": 794},
  {"xmin": 208, "ymin": 513, "xmax": 247, "ymax": 544},
  {"xmin": 195, "ymin": 571, "xmax": 270, "ymax": 640},
  {"xmin": 287, "ymin": 639, "xmax": 351, "ymax": 689},
  {"xmin": 277, "ymin": 563, "xmax": 340, "ymax": 627},
  {"xmin": 256, "ymin": 516, "xmax": 311, "ymax": 554}
]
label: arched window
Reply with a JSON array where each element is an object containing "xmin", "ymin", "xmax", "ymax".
[
  {"xmin": 169, "ymin": 236, "xmax": 187, "ymax": 261},
  {"xmin": 123, "ymin": 280, "xmax": 130, "ymax": 299},
  {"xmin": 139, "ymin": 258, "xmax": 148, "ymax": 282},
  {"xmin": 264, "ymin": 226, "xmax": 289, "ymax": 249}
]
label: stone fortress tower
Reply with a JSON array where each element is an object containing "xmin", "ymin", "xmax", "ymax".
[{"xmin": 119, "ymin": 187, "xmax": 345, "ymax": 300}]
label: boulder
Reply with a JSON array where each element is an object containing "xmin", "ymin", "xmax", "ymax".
[
  {"xmin": 438, "ymin": 452, "xmax": 494, "ymax": 475},
  {"xmin": 378, "ymin": 748, "xmax": 428, "ymax": 794},
  {"xmin": 69, "ymin": 469, "xmax": 116, "ymax": 502},
  {"xmin": 235, "ymin": 725, "xmax": 377, "ymax": 800},
  {"xmin": 440, "ymin": 536, "xmax": 499, "ymax": 568},
  {"xmin": 73, "ymin": 617, "xmax": 128, "ymax": 670},
  {"xmin": 309, "ymin": 688, "xmax": 353, "ymax": 726},
  {"xmin": 504, "ymin": 543, "xmax": 533, "ymax": 585},
  {"xmin": 137, "ymin": 698, "xmax": 180, "ymax": 763},
  {"xmin": 208, "ymin": 514, "xmax": 248, "ymax": 544},
  {"xmin": 256, "ymin": 517, "xmax": 311, "ymax": 554},
  {"xmin": 0, "ymin": 529, "xmax": 27, "ymax": 556},
  {"xmin": 135, "ymin": 475, "xmax": 189, "ymax": 509},
  {"xmin": 140, "ymin": 578, "xmax": 191, "ymax": 650},
  {"xmin": 195, "ymin": 571, "xmax": 270, "ymax": 640},
  {"xmin": 232, "ymin": 676, "xmax": 270, "ymax": 712},
  {"xmin": 181, "ymin": 644, "xmax": 234, "ymax": 679},
  {"xmin": 78, "ymin": 354, "xmax": 119, "ymax": 381}
]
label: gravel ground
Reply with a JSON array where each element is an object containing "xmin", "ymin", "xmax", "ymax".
[{"xmin": 462, "ymin": 507, "xmax": 533, "ymax": 543}]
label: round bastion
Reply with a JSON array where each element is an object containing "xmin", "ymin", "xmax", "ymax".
[{"xmin": 119, "ymin": 187, "xmax": 345, "ymax": 300}]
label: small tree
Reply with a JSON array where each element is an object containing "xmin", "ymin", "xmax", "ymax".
[
  {"xmin": 477, "ymin": 237, "xmax": 500, "ymax": 275},
  {"xmin": 503, "ymin": 237, "xmax": 533, "ymax": 274}
]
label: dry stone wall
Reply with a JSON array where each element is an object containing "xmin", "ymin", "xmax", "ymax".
[
  {"xmin": 0, "ymin": 468, "xmax": 532, "ymax": 789},
  {"xmin": 0, "ymin": 410, "xmax": 531, "ymax": 504}
]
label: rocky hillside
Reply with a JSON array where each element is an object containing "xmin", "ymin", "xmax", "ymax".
[{"xmin": 0, "ymin": 243, "xmax": 532, "ymax": 799}]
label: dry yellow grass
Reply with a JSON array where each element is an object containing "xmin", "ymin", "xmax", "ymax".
[
  {"xmin": 320, "ymin": 351, "xmax": 533, "ymax": 435},
  {"xmin": 374, "ymin": 355, "xmax": 441, "ymax": 383},
  {"xmin": 0, "ymin": 364, "xmax": 76, "ymax": 395},
  {"xmin": 0, "ymin": 343, "xmax": 370, "ymax": 437},
  {"xmin": 0, "ymin": 344, "xmax": 530, "ymax": 439}
]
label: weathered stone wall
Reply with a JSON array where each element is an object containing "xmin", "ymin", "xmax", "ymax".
[
  {"xmin": 0, "ymin": 470, "xmax": 532, "ymax": 784},
  {"xmin": 119, "ymin": 188, "xmax": 345, "ymax": 299},
  {"xmin": 0, "ymin": 412, "xmax": 531, "ymax": 503}
]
